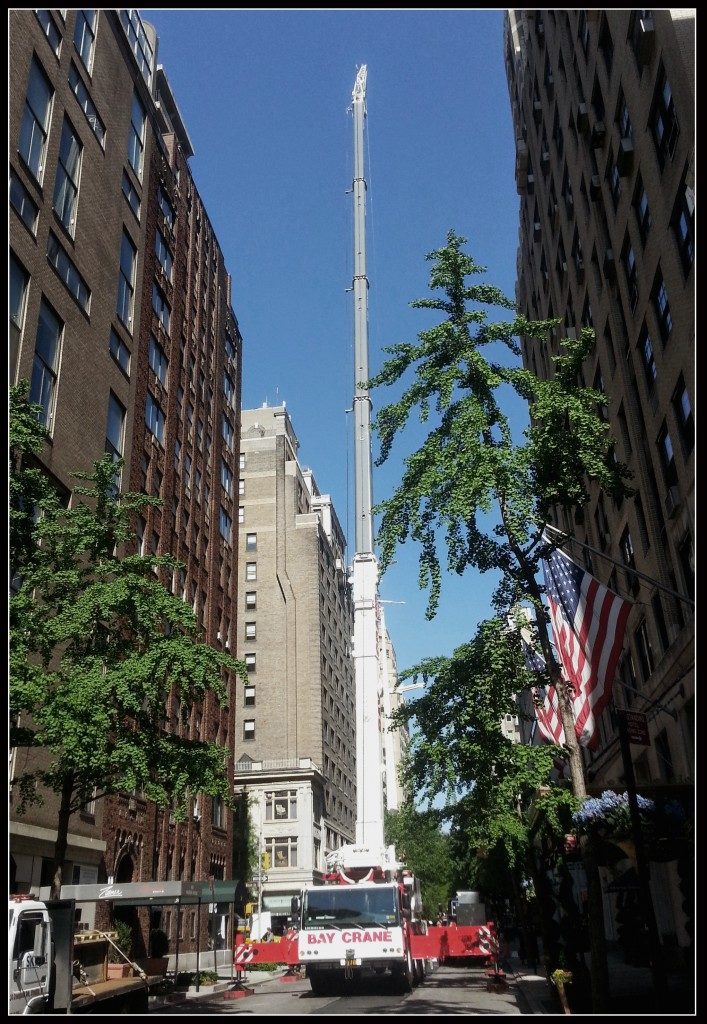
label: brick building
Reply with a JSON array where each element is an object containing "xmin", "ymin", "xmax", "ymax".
[
  {"xmin": 10, "ymin": 9, "xmax": 243, "ymax": 955},
  {"xmin": 504, "ymin": 9, "xmax": 694, "ymax": 957}
]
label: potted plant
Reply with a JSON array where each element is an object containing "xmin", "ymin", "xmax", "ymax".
[
  {"xmin": 138, "ymin": 928, "xmax": 170, "ymax": 976},
  {"xmin": 572, "ymin": 790, "xmax": 655, "ymax": 846},
  {"xmin": 106, "ymin": 920, "xmax": 134, "ymax": 979}
]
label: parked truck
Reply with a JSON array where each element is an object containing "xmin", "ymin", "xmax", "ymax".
[
  {"xmin": 10, "ymin": 894, "xmax": 154, "ymax": 1014},
  {"xmin": 241, "ymin": 844, "xmax": 499, "ymax": 995}
]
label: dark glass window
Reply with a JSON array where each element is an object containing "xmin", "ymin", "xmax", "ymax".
[
  {"xmin": 638, "ymin": 323, "xmax": 657, "ymax": 391},
  {"xmin": 656, "ymin": 420, "xmax": 678, "ymax": 487},
  {"xmin": 650, "ymin": 64, "xmax": 679, "ymax": 169},
  {"xmin": 672, "ymin": 175, "xmax": 694, "ymax": 276},
  {"xmin": 632, "ymin": 174, "xmax": 652, "ymax": 245},
  {"xmin": 621, "ymin": 236, "xmax": 638, "ymax": 311},
  {"xmin": 651, "ymin": 268, "xmax": 673, "ymax": 343},
  {"xmin": 671, "ymin": 374, "xmax": 693, "ymax": 457}
]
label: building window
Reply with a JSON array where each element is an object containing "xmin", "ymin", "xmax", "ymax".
[
  {"xmin": 152, "ymin": 283, "xmax": 171, "ymax": 333},
  {"xmin": 117, "ymin": 231, "xmax": 136, "ymax": 328},
  {"xmin": 109, "ymin": 329, "xmax": 130, "ymax": 376},
  {"xmin": 620, "ymin": 526, "xmax": 639, "ymax": 596},
  {"xmin": 245, "ymin": 622, "xmax": 256, "ymax": 641},
  {"xmin": 19, "ymin": 56, "xmax": 54, "ymax": 183},
  {"xmin": 634, "ymin": 494, "xmax": 650, "ymax": 552},
  {"xmin": 158, "ymin": 187, "xmax": 175, "ymax": 230},
  {"xmin": 654, "ymin": 729, "xmax": 675, "ymax": 783},
  {"xmin": 145, "ymin": 391, "xmax": 165, "ymax": 444},
  {"xmin": 672, "ymin": 175, "xmax": 694, "ymax": 276},
  {"xmin": 238, "ymin": 505, "xmax": 245, "ymax": 525},
  {"xmin": 47, "ymin": 232, "xmax": 90, "ymax": 313},
  {"xmin": 245, "ymin": 533, "xmax": 257, "ymax": 552},
  {"xmin": 246, "ymin": 562, "xmax": 257, "ymax": 581},
  {"xmin": 245, "ymin": 591, "xmax": 256, "ymax": 610},
  {"xmin": 598, "ymin": 13, "xmax": 613, "ymax": 75},
  {"xmin": 148, "ymin": 335, "xmax": 168, "ymax": 385},
  {"xmin": 245, "ymin": 653, "xmax": 256, "ymax": 673},
  {"xmin": 243, "ymin": 719, "xmax": 255, "ymax": 741},
  {"xmin": 656, "ymin": 421, "xmax": 678, "ymax": 487},
  {"xmin": 238, "ymin": 478, "xmax": 245, "ymax": 496},
  {"xmin": 220, "ymin": 460, "xmax": 233, "ymax": 496},
  {"xmin": 224, "ymin": 372, "xmax": 235, "ymax": 406},
  {"xmin": 634, "ymin": 619, "xmax": 654, "ymax": 683},
  {"xmin": 127, "ymin": 90, "xmax": 146, "ymax": 179},
  {"xmin": 52, "ymin": 117, "xmax": 81, "ymax": 233},
  {"xmin": 244, "ymin": 685, "xmax": 255, "ymax": 707},
  {"xmin": 105, "ymin": 390, "xmax": 125, "ymax": 463},
  {"xmin": 68, "ymin": 62, "xmax": 105, "ymax": 146},
  {"xmin": 10, "ymin": 253, "xmax": 30, "ymax": 383},
  {"xmin": 222, "ymin": 414, "xmax": 234, "ymax": 450},
  {"xmin": 212, "ymin": 795, "xmax": 225, "ymax": 830},
  {"xmin": 632, "ymin": 174, "xmax": 651, "ymax": 245},
  {"xmin": 10, "ymin": 169, "xmax": 39, "ymax": 234},
  {"xmin": 651, "ymin": 269, "xmax": 673, "ymax": 344},
  {"xmin": 183, "ymin": 452, "xmax": 192, "ymax": 491},
  {"xmin": 219, "ymin": 507, "xmax": 232, "ymax": 543},
  {"xmin": 651, "ymin": 592, "xmax": 670, "ymax": 653},
  {"xmin": 30, "ymin": 299, "xmax": 63, "ymax": 430},
  {"xmin": 615, "ymin": 88, "xmax": 632, "ymax": 141},
  {"xmin": 266, "ymin": 836, "xmax": 297, "ymax": 868},
  {"xmin": 628, "ymin": 10, "xmax": 655, "ymax": 68},
  {"xmin": 677, "ymin": 533, "xmax": 694, "ymax": 595},
  {"xmin": 121, "ymin": 170, "xmax": 140, "ymax": 218},
  {"xmin": 577, "ymin": 9, "xmax": 589, "ymax": 55},
  {"xmin": 73, "ymin": 9, "xmax": 97, "ymax": 72},
  {"xmin": 650, "ymin": 64, "xmax": 679, "ymax": 170},
  {"xmin": 671, "ymin": 374, "xmax": 693, "ymax": 458},
  {"xmin": 638, "ymin": 323, "xmax": 657, "ymax": 392},
  {"xmin": 607, "ymin": 148, "xmax": 621, "ymax": 209},
  {"xmin": 621, "ymin": 237, "xmax": 639, "ymax": 312},
  {"xmin": 119, "ymin": 9, "xmax": 154, "ymax": 88},
  {"xmin": 155, "ymin": 228, "xmax": 173, "ymax": 282},
  {"xmin": 36, "ymin": 9, "xmax": 62, "ymax": 55},
  {"xmin": 239, "ymin": 453, "xmax": 246, "ymax": 471},
  {"xmin": 265, "ymin": 790, "xmax": 297, "ymax": 821}
]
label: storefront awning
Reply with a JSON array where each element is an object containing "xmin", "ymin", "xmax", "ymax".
[{"xmin": 45, "ymin": 880, "xmax": 245, "ymax": 907}]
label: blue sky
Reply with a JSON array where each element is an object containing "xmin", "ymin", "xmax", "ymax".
[{"xmin": 142, "ymin": 8, "xmax": 525, "ymax": 687}]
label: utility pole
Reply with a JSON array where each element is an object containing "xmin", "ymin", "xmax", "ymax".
[{"xmin": 350, "ymin": 65, "xmax": 385, "ymax": 849}]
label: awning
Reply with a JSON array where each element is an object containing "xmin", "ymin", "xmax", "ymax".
[{"xmin": 46, "ymin": 880, "xmax": 246, "ymax": 907}]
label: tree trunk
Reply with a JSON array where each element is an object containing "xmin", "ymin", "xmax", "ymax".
[{"xmin": 51, "ymin": 772, "xmax": 74, "ymax": 899}]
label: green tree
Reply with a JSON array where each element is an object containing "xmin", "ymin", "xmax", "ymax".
[
  {"xmin": 385, "ymin": 803, "xmax": 455, "ymax": 919},
  {"xmin": 10, "ymin": 384, "xmax": 247, "ymax": 897},
  {"xmin": 368, "ymin": 232, "xmax": 632, "ymax": 1011}
]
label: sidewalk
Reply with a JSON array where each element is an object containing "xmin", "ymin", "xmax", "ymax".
[
  {"xmin": 509, "ymin": 945, "xmax": 694, "ymax": 1015},
  {"xmin": 148, "ymin": 963, "xmax": 290, "ymax": 1010}
]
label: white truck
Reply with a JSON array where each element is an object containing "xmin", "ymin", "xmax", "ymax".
[
  {"xmin": 9, "ymin": 894, "xmax": 152, "ymax": 1014},
  {"xmin": 243, "ymin": 844, "xmax": 500, "ymax": 995}
]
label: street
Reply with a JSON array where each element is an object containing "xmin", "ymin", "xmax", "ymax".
[{"xmin": 150, "ymin": 962, "xmax": 528, "ymax": 1015}]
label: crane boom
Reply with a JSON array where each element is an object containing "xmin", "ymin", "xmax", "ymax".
[{"xmin": 350, "ymin": 65, "xmax": 384, "ymax": 848}]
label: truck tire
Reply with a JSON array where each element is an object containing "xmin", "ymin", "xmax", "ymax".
[
  {"xmin": 393, "ymin": 949, "xmax": 414, "ymax": 994},
  {"xmin": 309, "ymin": 970, "xmax": 334, "ymax": 996}
]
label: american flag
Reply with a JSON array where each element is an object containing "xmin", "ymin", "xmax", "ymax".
[
  {"xmin": 521, "ymin": 639, "xmax": 566, "ymax": 746},
  {"xmin": 542, "ymin": 543, "xmax": 632, "ymax": 749}
]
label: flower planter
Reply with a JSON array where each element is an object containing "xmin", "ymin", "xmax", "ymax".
[
  {"xmin": 106, "ymin": 962, "xmax": 133, "ymax": 979},
  {"xmin": 137, "ymin": 957, "xmax": 169, "ymax": 976}
]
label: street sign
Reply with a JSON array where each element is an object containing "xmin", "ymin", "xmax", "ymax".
[
  {"xmin": 262, "ymin": 874, "xmax": 269, "ymax": 883},
  {"xmin": 617, "ymin": 708, "xmax": 650, "ymax": 745}
]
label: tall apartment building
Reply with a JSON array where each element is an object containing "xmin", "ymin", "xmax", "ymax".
[
  {"xmin": 233, "ymin": 405, "xmax": 357, "ymax": 926},
  {"xmin": 10, "ymin": 9, "xmax": 244, "ymax": 953},
  {"xmin": 504, "ymin": 9, "xmax": 694, "ymax": 955}
]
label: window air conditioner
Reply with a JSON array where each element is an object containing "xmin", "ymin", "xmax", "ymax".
[
  {"xmin": 617, "ymin": 137, "xmax": 634, "ymax": 177},
  {"xmin": 591, "ymin": 121, "xmax": 606, "ymax": 148}
]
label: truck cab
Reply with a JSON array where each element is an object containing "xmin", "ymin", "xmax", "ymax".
[{"xmin": 10, "ymin": 897, "xmax": 53, "ymax": 1015}]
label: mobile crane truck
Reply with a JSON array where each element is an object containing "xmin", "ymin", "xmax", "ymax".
[{"xmin": 239, "ymin": 844, "xmax": 499, "ymax": 995}]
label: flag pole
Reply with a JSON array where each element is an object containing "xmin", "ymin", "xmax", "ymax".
[{"xmin": 543, "ymin": 523, "xmax": 694, "ymax": 608}]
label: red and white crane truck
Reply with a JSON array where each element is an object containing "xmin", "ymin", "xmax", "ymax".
[{"xmin": 241, "ymin": 844, "xmax": 499, "ymax": 995}]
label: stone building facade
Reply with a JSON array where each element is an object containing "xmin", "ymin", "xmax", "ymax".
[{"xmin": 504, "ymin": 8, "xmax": 694, "ymax": 958}]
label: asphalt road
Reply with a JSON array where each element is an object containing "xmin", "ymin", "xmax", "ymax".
[{"xmin": 150, "ymin": 962, "xmax": 526, "ymax": 1015}]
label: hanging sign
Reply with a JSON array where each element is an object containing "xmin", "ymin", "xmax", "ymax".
[{"xmin": 618, "ymin": 708, "xmax": 650, "ymax": 745}]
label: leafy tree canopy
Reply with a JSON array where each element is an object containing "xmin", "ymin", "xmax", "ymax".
[
  {"xmin": 10, "ymin": 384, "xmax": 247, "ymax": 835},
  {"xmin": 385, "ymin": 802, "xmax": 455, "ymax": 920},
  {"xmin": 367, "ymin": 230, "xmax": 631, "ymax": 619}
]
